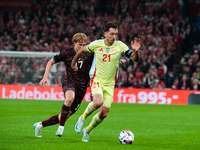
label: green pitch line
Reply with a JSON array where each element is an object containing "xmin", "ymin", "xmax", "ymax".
[{"xmin": 0, "ymin": 99, "xmax": 199, "ymax": 150}]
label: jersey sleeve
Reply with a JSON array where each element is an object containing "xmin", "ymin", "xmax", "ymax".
[
  {"xmin": 119, "ymin": 41, "xmax": 129, "ymax": 54},
  {"xmin": 53, "ymin": 54, "xmax": 60, "ymax": 63},
  {"xmin": 57, "ymin": 50, "xmax": 66, "ymax": 62},
  {"xmin": 86, "ymin": 40, "xmax": 98, "ymax": 53}
]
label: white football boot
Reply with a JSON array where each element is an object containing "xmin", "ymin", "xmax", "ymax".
[
  {"xmin": 33, "ymin": 122, "xmax": 42, "ymax": 137},
  {"xmin": 75, "ymin": 115, "xmax": 85, "ymax": 133},
  {"xmin": 56, "ymin": 126, "xmax": 64, "ymax": 137},
  {"xmin": 82, "ymin": 127, "xmax": 90, "ymax": 142}
]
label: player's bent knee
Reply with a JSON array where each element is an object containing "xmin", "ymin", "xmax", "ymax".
[
  {"xmin": 102, "ymin": 113, "xmax": 108, "ymax": 119},
  {"xmin": 64, "ymin": 98, "xmax": 74, "ymax": 106},
  {"xmin": 100, "ymin": 106, "xmax": 110, "ymax": 119},
  {"xmin": 99, "ymin": 112, "xmax": 108, "ymax": 119},
  {"xmin": 93, "ymin": 101, "xmax": 103, "ymax": 108}
]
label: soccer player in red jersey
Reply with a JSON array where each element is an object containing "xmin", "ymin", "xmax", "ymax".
[{"xmin": 33, "ymin": 33, "xmax": 94, "ymax": 137}]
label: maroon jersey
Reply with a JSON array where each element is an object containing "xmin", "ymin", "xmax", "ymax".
[{"xmin": 54, "ymin": 47, "xmax": 94, "ymax": 93}]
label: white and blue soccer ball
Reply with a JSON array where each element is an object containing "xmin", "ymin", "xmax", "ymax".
[{"xmin": 118, "ymin": 130, "xmax": 134, "ymax": 144}]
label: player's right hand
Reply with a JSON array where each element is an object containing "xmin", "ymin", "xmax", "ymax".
[
  {"xmin": 71, "ymin": 63, "xmax": 78, "ymax": 71},
  {"xmin": 39, "ymin": 79, "xmax": 48, "ymax": 88}
]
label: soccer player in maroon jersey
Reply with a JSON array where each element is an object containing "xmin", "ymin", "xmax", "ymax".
[{"xmin": 33, "ymin": 33, "xmax": 94, "ymax": 137}]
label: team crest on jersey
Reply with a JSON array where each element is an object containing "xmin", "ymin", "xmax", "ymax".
[
  {"xmin": 106, "ymin": 48, "xmax": 110, "ymax": 53},
  {"xmin": 98, "ymin": 48, "xmax": 103, "ymax": 52},
  {"xmin": 83, "ymin": 55, "xmax": 89, "ymax": 61},
  {"xmin": 112, "ymin": 47, "xmax": 117, "ymax": 55}
]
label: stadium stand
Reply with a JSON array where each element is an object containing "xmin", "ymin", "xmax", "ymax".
[{"xmin": 0, "ymin": 0, "xmax": 200, "ymax": 90}]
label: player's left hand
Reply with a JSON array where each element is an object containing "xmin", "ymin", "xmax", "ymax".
[
  {"xmin": 120, "ymin": 58, "xmax": 127, "ymax": 64},
  {"xmin": 131, "ymin": 38, "xmax": 141, "ymax": 51}
]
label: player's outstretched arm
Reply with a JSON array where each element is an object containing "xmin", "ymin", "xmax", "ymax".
[
  {"xmin": 130, "ymin": 37, "xmax": 141, "ymax": 62},
  {"xmin": 71, "ymin": 47, "xmax": 88, "ymax": 71},
  {"xmin": 39, "ymin": 58, "xmax": 55, "ymax": 88}
]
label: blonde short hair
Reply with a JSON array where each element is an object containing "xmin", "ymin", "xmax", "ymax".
[{"xmin": 72, "ymin": 33, "xmax": 87, "ymax": 43}]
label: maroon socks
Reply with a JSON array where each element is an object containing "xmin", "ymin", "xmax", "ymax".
[
  {"xmin": 42, "ymin": 115, "xmax": 59, "ymax": 127},
  {"xmin": 59, "ymin": 104, "xmax": 70, "ymax": 126},
  {"xmin": 41, "ymin": 104, "xmax": 70, "ymax": 127}
]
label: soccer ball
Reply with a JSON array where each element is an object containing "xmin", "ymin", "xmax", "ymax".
[{"xmin": 118, "ymin": 130, "xmax": 134, "ymax": 144}]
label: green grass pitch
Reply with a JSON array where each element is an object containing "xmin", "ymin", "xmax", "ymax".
[{"xmin": 0, "ymin": 99, "xmax": 199, "ymax": 150}]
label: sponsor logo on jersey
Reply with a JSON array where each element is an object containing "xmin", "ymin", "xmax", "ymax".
[{"xmin": 98, "ymin": 48, "xmax": 103, "ymax": 52}]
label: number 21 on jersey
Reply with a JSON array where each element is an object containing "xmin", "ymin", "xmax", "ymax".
[
  {"xmin": 92, "ymin": 81, "xmax": 99, "ymax": 88},
  {"xmin": 102, "ymin": 54, "xmax": 111, "ymax": 62}
]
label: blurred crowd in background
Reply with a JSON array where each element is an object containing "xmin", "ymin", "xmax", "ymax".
[{"xmin": 1, "ymin": 0, "xmax": 200, "ymax": 90}]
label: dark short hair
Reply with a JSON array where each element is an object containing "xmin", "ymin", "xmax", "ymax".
[{"xmin": 104, "ymin": 22, "xmax": 118, "ymax": 32}]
